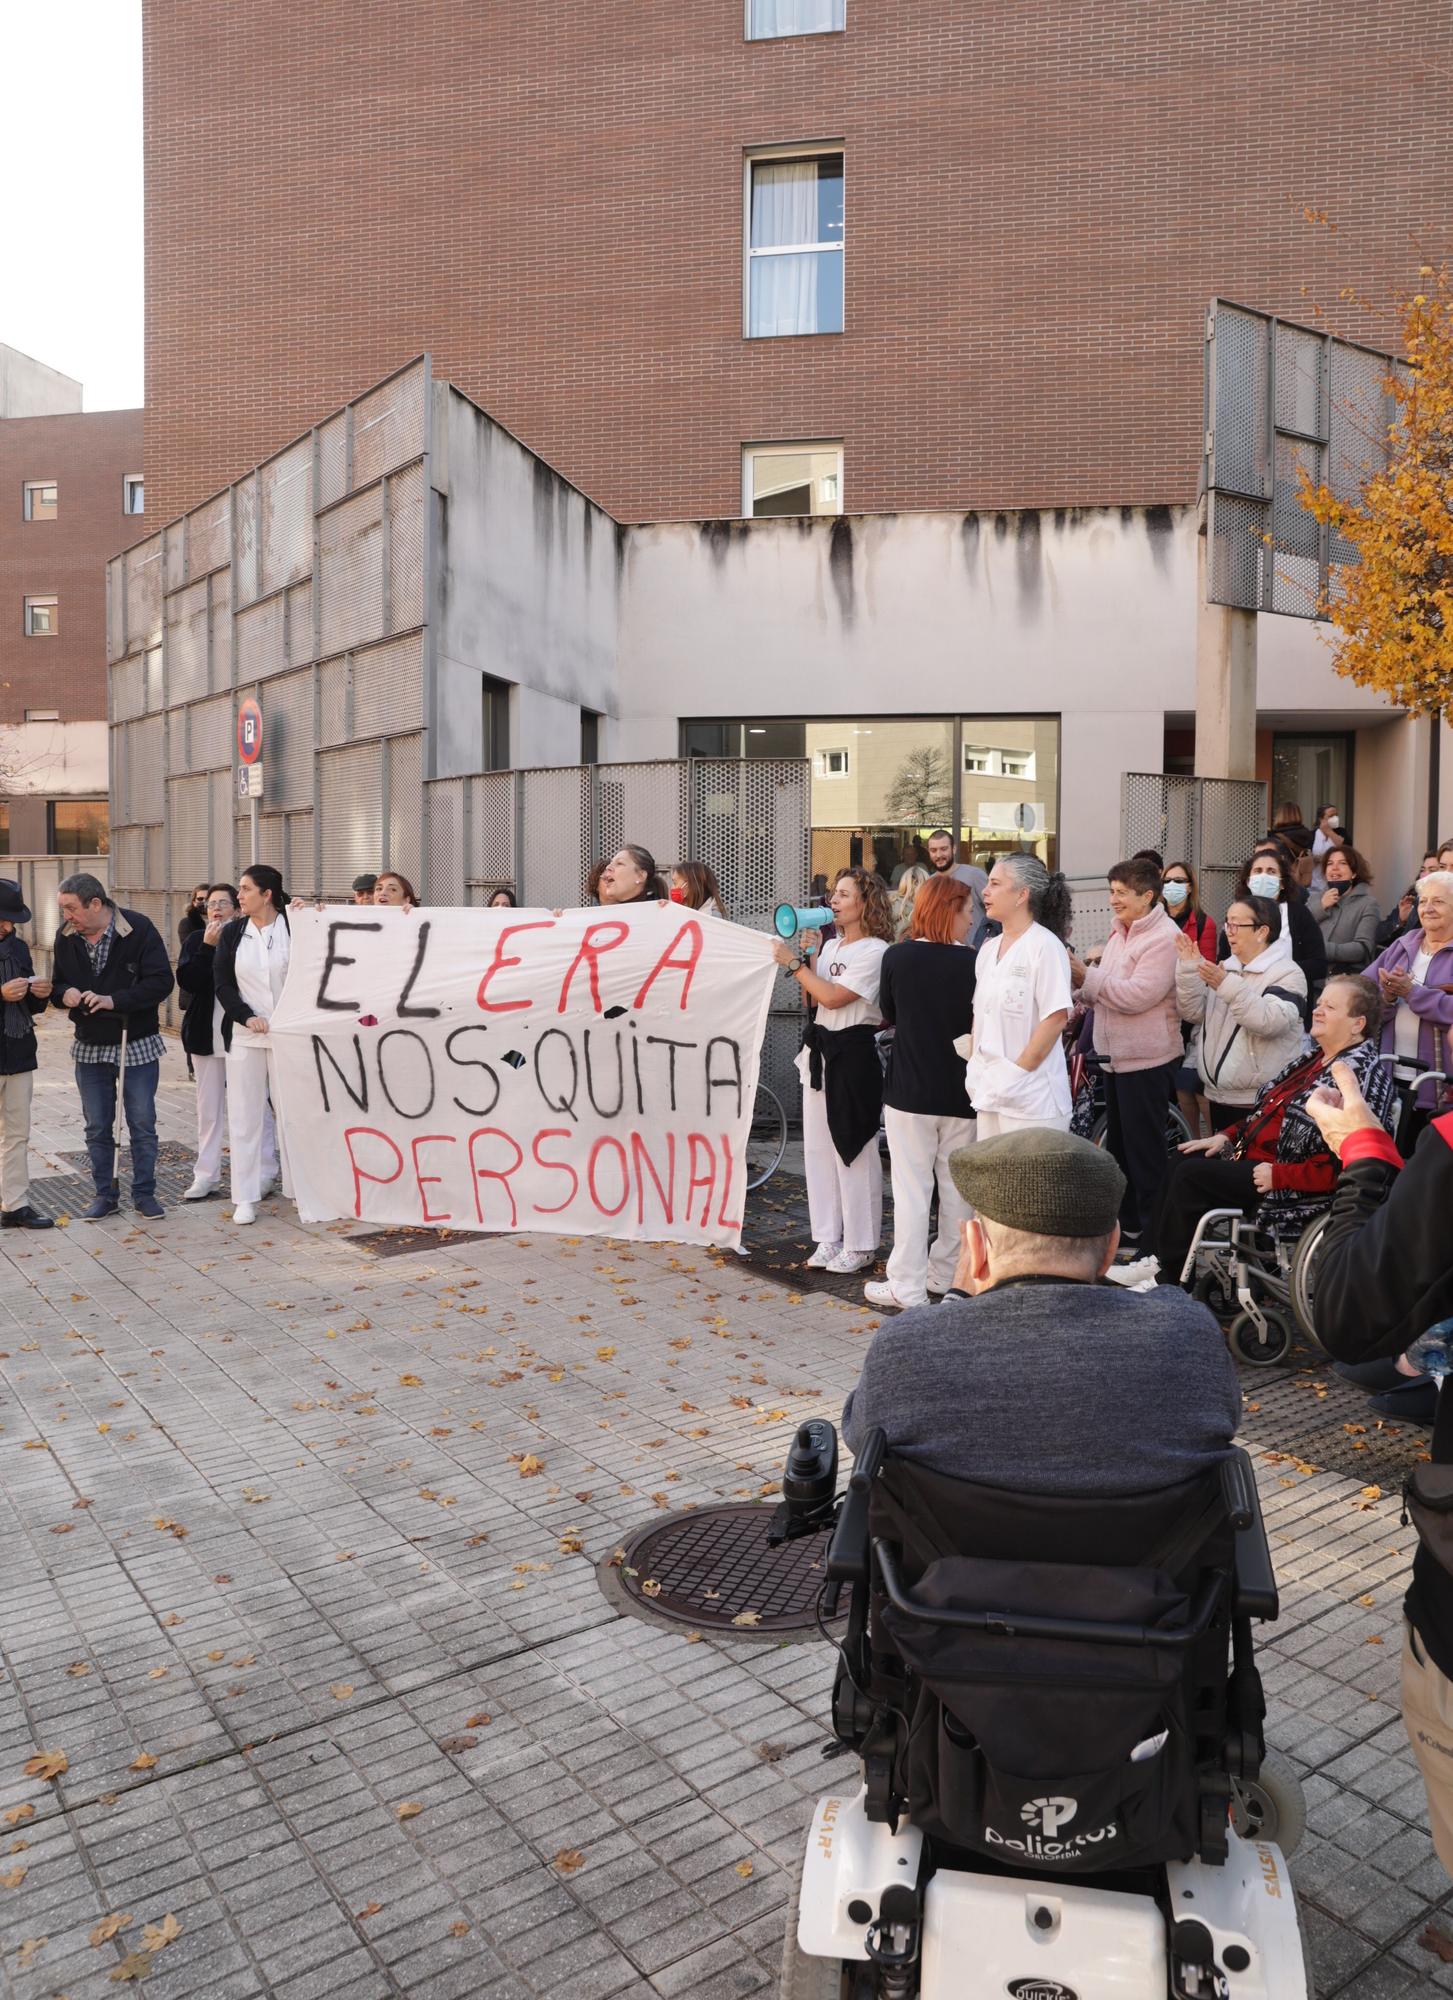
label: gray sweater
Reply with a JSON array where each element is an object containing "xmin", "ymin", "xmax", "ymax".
[{"xmin": 842, "ymin": 1278, "xmax": 1241, "ymax": 1495}]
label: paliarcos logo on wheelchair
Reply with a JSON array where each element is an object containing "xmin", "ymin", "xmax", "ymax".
[{"xmin": 982, "ymin": 1792, "xmax": 1121, "ymax": 1863}]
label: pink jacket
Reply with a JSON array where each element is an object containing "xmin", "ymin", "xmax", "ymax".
[{"xmin": 1081, "ymin": 905, "xmax": 1183, "ymax": 1073}]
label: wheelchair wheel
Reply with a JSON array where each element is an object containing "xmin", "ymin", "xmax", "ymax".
[
  {"xmin": 1089, "ymin": 1104, "xmax": 1192, "ymax": 1155},
  {"xmin": 779, "ymin": 1841, "xmax": 852, "ymax": 2000},
  {"xmin": 1193, "ymin": 1269, "xmax": 1237, "ymax": 1322},
  {"xmin": 1231, "ymin": 1747, "xmax": 1306, "ymax": 1856},
  {"xmin": 1288, "ymin": 1213, "xmax": 1329, "ymax": 1353},
  {"xmin": 1227, "ymin": 1307, "xmax": 1294, "ymax": 1368},
  {"xmin": 746, "ymin": 1085, "xmax": 788, "ymax": 1192}
]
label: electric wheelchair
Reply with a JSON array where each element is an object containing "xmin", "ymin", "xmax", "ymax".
[{"xmin": 772, "ymin": 1421, "xmax": 1309, "ymax": 1999}]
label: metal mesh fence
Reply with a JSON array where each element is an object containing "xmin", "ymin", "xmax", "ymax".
[
  {"xmin": 519, "ymin": 766, "xmax": 589, "ymax": 907},
  {"xmin": 1120, "ymin": 773, "xmax": 1267, "ymax": 924}
]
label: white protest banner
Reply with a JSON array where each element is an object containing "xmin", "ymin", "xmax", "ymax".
[{"xmin": 268, "ymin": 905, "xmax": 779, "ymax": 1248}]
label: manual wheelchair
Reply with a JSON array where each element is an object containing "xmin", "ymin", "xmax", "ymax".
[{"xmin": 772, "ymin": 1421, "xmax": 1309, "ymax": 2000}]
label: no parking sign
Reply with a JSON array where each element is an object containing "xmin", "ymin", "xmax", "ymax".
[{"xmin": 236, "ymin": 697, "xmax": 264, "ymax": 798}]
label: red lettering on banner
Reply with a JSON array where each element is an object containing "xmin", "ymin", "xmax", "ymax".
[
  {"xmin": 633, "ymin": 920, "xmax": 703, "ymax": 1012},
  {"xmin": 557, "ymin": 921, "xmax": 630, "ymax": 1013},
  {"xmin": 410, "ymin": 1133, "xmax": 457, "ymax": 1223},
  {"xmin": 715, "ymin": 1133, "xmax": 741, "ymax": 1231},
  {"xmin": 630, "ymin": 1130, "xmax": 677, "ymax": 1226},
  {"xmin": 530, "ymin": 1129, "xmax": 579, "ymax": 1214},
  {"xmin": 344, "ymin": 1126, "xmax": 405, "ymax": 1218},
  {"xmin": 468, "ymin": 1127, "xmax": 524, "ymax": 1226},
  {"xmin": 476, "ymin": 921, "xmax": 556, "ymax": 1013},
  {"xmin": 686, "ymin": 1132, "xmax": 717, "ymax": 1227},
  {"xmin": 587, "ymin": 1135, "xmax": 631, "ymax": 1217}
]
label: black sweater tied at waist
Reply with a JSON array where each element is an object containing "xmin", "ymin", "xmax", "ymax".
[{"xmin": 804, "ymin": 1019, "xmax": 883, "ymax": 1166}]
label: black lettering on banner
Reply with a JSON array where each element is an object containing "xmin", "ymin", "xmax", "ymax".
[
  {"xmin": 704, "ymin": 1036, "xmax": 744, "ymax": 1120},
  {"xmin": 534, "ymin": 1028, "xmax": 580, "ymax": 1123},
  {"xmin": 397, "ymin": 921, "xmax": 441, "ymax": 1018},
  {"xmin": 583, "ymin": 1027, "xmax": 624, "ymax": 1118},
  {"xmin": 375, "ymin": 1028, "xmax": 436, "ymax": 1119},
  {"xmin": 644, "ymin": 1034, "xmax": 698, "ymax": 1113},
  {"xmin": 630, "ymin": 1029, "xmax": 645, "ymax": 1115},
  {"xmin": 317, "ymin": 921, "xmax": 382, "ymax": 1012},
  {"xmin": 444, "ymin": 1025, "xmax": 500, "ymax": 1116},
  {"xmin": 313, "ymin": 1034, "xmax": 368, "ymax": 1113}
]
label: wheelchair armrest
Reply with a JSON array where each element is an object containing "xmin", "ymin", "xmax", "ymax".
[
  {"xmin": 826, "ymin": 1482, "xmax": 871, "ymax": 1583},
  {"xmin": 1225, "ymin": 1447, "xmax": 1279, "ymax": 1620}
]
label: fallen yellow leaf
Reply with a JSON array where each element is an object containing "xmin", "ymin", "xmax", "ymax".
[
  {"xmin": 129, "ymin": 1753, "xmax": 157, "ymax": 1772},
  {"xmin": 517, "ymin": 1455, "xmax": 544, "ymax": 1478},
  {"xmin": 395, "ymin": 1801, "xmax": 423, "ymax": 1820},
  {"xmin": 140, "ymin": 1913, "xmax": 180, "ymax": 1951},
  {"xmin": 0, "ymin": 1866, "xmax": 26, "ymax": 1888},
  {"xmin": 89, "ymin": 1913, "xmax": 133, "ymax": 1946},
  {"xmin": 735, "ymin": 1859, "xmax": 755, "ymax": 1878},
  {"xmin": 553, "ymin": 1848, "xmax": 586, "ymax": 1873},
  {"xmin": 329, "ymin": 1683, "xmax": 354, "ymax": 1701},
  {"xmin": 23, "ymin": 1749, "xmax": 68, "ymax": 1781}
]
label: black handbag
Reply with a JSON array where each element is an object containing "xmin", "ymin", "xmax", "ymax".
[{"xmin": 1403, "ymin": 1463, "xmax": 1453, "ymax": 1575}]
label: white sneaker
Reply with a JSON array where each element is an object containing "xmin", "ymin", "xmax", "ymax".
[
  {"xmin": 183, "ymin": 1177, "xmax": 219, "ymax": 1201},
  {"xmin": 826, "ymin": 1250, "xmax": 875, "ymax": 1276},
  {"xmin": 233, "ymin": 1201, "xmax": 257, "ymax": 1226},
  {"xmin": 805, "ymin": 1243, "xmax": 842, "ymax": 1269},
  {"xmin": 863, "ymin": 1280, "xmax": 924, "ymax": 1311},
  {"xmin": 1105, "ymin": 1254, "xmax": 1159, "ymax": 1288}
]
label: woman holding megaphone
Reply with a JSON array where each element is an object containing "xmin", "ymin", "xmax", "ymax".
[{"xmin": 773, "ymin": 868, "xmax": 895, "ymax": 1275}]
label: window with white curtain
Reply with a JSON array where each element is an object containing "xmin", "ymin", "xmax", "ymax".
[
  {"xmin": 743, "ymin": 442, "xmax": 843, "ymax": 517},
  {"xmin": 747, "ymin": 0, "xmax": 845, "ymax": 38},
  {"xmin": 746, "ymin": 151, "xmax": 843, "ymax": 338}
]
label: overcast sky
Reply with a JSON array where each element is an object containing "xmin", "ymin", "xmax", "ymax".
[{"xmin": 0, "ymin": 0, "xmax": 143, "ymax": 410}]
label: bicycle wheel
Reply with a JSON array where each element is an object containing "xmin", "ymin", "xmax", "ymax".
[{"xmin": 746, "ymin": 1085, "xmax": 788, "ymax": 1191}]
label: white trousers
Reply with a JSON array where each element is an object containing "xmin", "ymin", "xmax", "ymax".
[
  {"xmin": 802, "ymin": 1076, "xmax": 882, "ymax": 1255},
  {"xmin": 884, "ymin": 1108, "xmax": 977, "ymax": 1302},
  {"xmin": 226, "ymin": 1047, "xmax": 288, "ymax": 1203},
  {"xmin": 974, "ymin": 1109, "xmax": 1072, "ymax": 1139},
  {"xmin": 196, "ymin": 1052, "xmax": 276, "ymax": 1189}
]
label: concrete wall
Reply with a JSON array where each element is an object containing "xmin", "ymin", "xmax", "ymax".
[
  {"xmin": 0, "ymin": 345, "xmax": 82, "ymax": 419},
  {"xmin": 430, "ymin": 387, "xmax": 620, "ymax": 777},
  {"xmin": 615, "ymin": 504, "xmax": 1399, "ymax": 877}
]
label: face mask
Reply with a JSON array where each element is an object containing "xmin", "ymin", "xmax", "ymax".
[
  {"xmin": 1163, "ymin": 881, "xmax": 1189, "ymax": 909},
  {"xmin": 1327, "ymin": 815, "xmax": 1340, "ymax": 828},
  {"xmin": 1247, "ymin": 872, "xmax": 1280, "ymax": 899},
  {"xmin": 669, "ymin": 885, "xmax": 686, "ymax": 903}
]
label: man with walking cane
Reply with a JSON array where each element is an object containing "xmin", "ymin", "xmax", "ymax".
[{"xmin": 52, "ymin": 874, "xmax": 173, "ymax": 1219}]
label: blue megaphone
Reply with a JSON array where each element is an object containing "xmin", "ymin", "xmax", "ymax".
[{"xmin": 774, "ymin": 903, "xmax": 836, "ymax": 939}]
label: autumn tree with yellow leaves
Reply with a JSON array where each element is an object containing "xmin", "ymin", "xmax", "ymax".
[{"xmin": 1299, "ymin": 264, "xmax": 1453, "ymax": 716}]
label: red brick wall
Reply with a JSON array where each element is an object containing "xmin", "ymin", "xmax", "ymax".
[
  {"xmin": 0, "ymin": 410, "xmax": 145, "ymax": 723},
  {"xmin": 142, "ymin": 1, "xmax": 1452, "ymax": 526}
]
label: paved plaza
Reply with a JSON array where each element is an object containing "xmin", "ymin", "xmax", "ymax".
[{"xmin": 2, "ymin": 1031, "xmax": 1453, "ymax": 1998}]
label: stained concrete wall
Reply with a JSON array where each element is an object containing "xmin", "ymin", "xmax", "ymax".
[
  {"xmin": 0, "ymin": 345, "xmax": 82, "ymax": 418},
  {"xmin": 614, "ymin": 505, "xmax": 1420, "ymax": 878},
  {"xmin": 429, "ymin": 386, "xmax": 620, "ymax": 776}
]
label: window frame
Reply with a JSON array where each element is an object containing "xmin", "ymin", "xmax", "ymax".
[
  {"xmin": 813, "ymin": 747, "xmax": 850, "ymax": 777},
  {"xmin": 742, "ymin": 439, "xmax": 844, "ymax": 519},
  {"xmin": 743, "ymin": 142, "xmax": 845, "ymax": 341},
  {"xmin": 48, "ymin": 798, "xmax": 109, "ymax": 856},
  {"xmin": 22, "ymin": 480, "xmax": 58, "ymax": 522},
  {"xmin": 23, "ymin": 596, "xmax": 58, "ymax": 637},
  {"xmin": 122, "ymin": 473, "xmax": 144, "ymax": 516},
  {"xmin": 745, "ymin": 0, "xmax": 846, "ymax": 41}
]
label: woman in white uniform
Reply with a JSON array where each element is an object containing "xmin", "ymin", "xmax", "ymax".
[
  {"xmin": 964, "ymin": 853, "xmax": 1074, "ymax": 1137},
  {"xmin": 178, "ymin": 884, "xmax": 279, "ymax": 1201},
  {"xmin": 214, "ymin": 865, "xmax": 293, "ymax": 1225},
  {"xmin": 773, "ymin": 867, "xmax": 894, "ymax": 1275}
]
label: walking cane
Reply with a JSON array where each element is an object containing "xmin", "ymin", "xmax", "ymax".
[{"xmin": 113, "ymin": 1017, "xmax": 129, "ymax": 1201}]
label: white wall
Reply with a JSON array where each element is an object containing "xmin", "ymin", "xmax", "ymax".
[
  {"xmin": 0, "ymin": 721, "xmax": 108, "ymax": 795},
  {"xmin": 0, "ymin": 344, "xmax": 82, "ymax": 418}
]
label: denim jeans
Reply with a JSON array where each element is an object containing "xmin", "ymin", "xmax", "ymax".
[{"xmin": 75, "ymin": 1059, "xmax": 160, "ymax": 1201}]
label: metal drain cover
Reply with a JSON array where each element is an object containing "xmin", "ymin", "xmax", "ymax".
[{"xmin": 610, "ymin": 1504, "xmax": 829, "ymax": 1633}]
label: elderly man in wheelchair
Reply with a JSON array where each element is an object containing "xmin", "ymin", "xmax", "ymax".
[
  {"xmin": 776, "ymin": 1128, "xmax": 1311, "ymax": 2000},
  {"xmin": 1133, "ymin": 973, "xmax": 1395, "ymax": 1366}
]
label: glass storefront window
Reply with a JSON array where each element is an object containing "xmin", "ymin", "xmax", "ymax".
[
  {"xmin": 683, "ymin": 715, "xmax": 1059, "ymax": 891},
  {"xmin": 1271, "ymin": 733, "xmax": 1351, "ymax": 830}
]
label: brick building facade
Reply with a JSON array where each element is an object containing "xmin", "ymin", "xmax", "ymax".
[{"xmin": 142, "ymin": 0, "xmax": 1450, "ymax": 527}]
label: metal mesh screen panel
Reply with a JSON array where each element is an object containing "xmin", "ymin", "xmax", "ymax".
[
  {"xmin": 166, "ymin": 710, "xmax": 188, "ymax": 778},
  {"xmin": 287, "ymin": 813, "xmax": 317, "ymax": 897},
  {"xmin": 209, "ymin": 569, "xmax": 233, "ymax": 695},
  {"xmin": 351, "ymin": 365, "xmax": 427, "ymax": 487},
  {"xmin": 317, "ymin": 413, "xmax": 348, "ymax": 509},
  {"xmin": 144, "ymin": 646, "xmax": 164, "ymax": 714},
  {"xmin": 163, "ymin": 521, "xmax": 186, "ymax": 597},
  {"xmin": 595, "ymin": 762, "xmax": 689, "ymax": 879},
  {"xmin": 386, "ymin": 733, "xmax": 424, "ymax": 882},
  {"xmin": 127, "ymin": 716, "xmax": 165, "ymax": 824},
  {"xmin": 165, "ymin": 579, "xmax": 210, "ymax": 707},
  {"xmin": 266, "ymin": 667, "xmax": 316, "ymax": 811},
  {"xmin": 519, "ymin": 769, "xmax": 587, "ymax": 907},
  {"xmin": 387, "ymin": 462, "xmax": 426, "ymax": 633},
  {"xmin": 168, "ymin": 776, "xmax": 210, "ymax": 889},
  {"xmin": 189, "ymin": 696, "xmax": 231, "ymax": 771},
  {"xmin": 691, "ymin": 758, "xmax": 809, "ymax": 929},
  {"xmin": 186, "ymin": 493, "xmax": 231, "ymax": 578},
  {"xmin": 318, "ymin": 487, "xmax": 384, "ymax": 656},
  {"xmin": 210, "ymin": 771, "xmax": 235, "ymax": 883},
  {"xmin": 1121, "ymin": 774, "xmax": 1266, "ymax": 924},
  {"xmin": 107, "ymin": 559, "xmax": 127, "ymax": 664},
  {"xmin": 353, "ymin": 634, "xmax": 423, "ymax": 737},
  {"xmin": 424, "ymin": 779, "xmax": 466, "ymax": 904},
  {"xmin": 1273, "ymin": 322, "xmax": 1323, "ymax": 437},
  {"xmin": 318, "ymin": 658, "xmax": 350, "ymax": 746},
  {"xmin": 319, "ymin": 743, "xmax": 385, "ymax": 897},
  {"xmin": 111, "ymin": 656, "xmax": 145, "ymax": 724},
  {"xmin": 259, "ymin": 443, "xmax": 313, "ymax": 596},
  {"xmin": 236, "ymin": 596, "xmax": 286, "ymax": 686},
  {"xmin": 287, "ymin": 581, "xmax": 313, "ymax": 665},
  {"xmin": 255, "ymin": 814, "xmax": 287, "ymax": 874},
  {"xmin": 125, "ymin": 540, "xmax": 163, "ymax": 653},
  {"xmin": 472, "ymin": 772, "xmax": 518, "ymax": 890},
  {"xmin": 233, "ymin": 473, "xmax": 260, "ymax": 608},
  {"xmin": 1210, "ymin": 306, "xmax": 1268, "ymax": 500}
]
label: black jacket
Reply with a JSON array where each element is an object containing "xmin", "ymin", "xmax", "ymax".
[
  {"xmin": 178, "ymin": 906, "xmax": 206, "ymax": 950},
  {"xmin": 212, "ymin": 912, "xmax": 290, "ymax": 1047},
  {"xmin": 0, "ymin": 934, "xmax": 51, "ymax": 1075},
  {"xmin": 50, "ymin": 906, "xmax": 174, "ymax": 1046},
  {"xmin": 177, "ymin": 929, "xmax": 224, "ymax": 1055},
  {"xmin": 1313, "ymin": 1115, "xmax": 1453, "ymax": 1674}
]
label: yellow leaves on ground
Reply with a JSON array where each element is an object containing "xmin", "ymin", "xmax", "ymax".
[
  {"xmin": 129, "ymin": 1753, "xmax": 158, "ymax": 1772},
  {"xmin": 398, "ymin": 1373, "xmax": 423, "ymax": 1387},
  {"xmin": 15, "ymin": 1937, "xmax": 44, "ymax": 1968},
  {"xmin": 731, "ymin": 1611, "xmax": 762, "ymax": 1628},
  {"xmin": 2, "ymin": 1805, "xmax": 35, "ymax": 1826},
  {"xmin": 90, "ymin": 1912, "xmax": 133, "ymax": 1945},
  {"xmin": 329, "ymin": 1683, "xmax": 354, "ymax": 1701},
  {"xmin": 0, "ymin": 1866, "xmax": 26, "ymax": 1888},
  {"xmin": 22, "ymin": 1750, "xmax": 68, "ymax": 1781},
  {"xmin": 735, "ymin": 1859, "xmax": 755, "ymax": 1878},
  {"xmin": 553, "ymin": 1848, "xmax": 586, "ymax": 1873},
  {"xmin": 464, "ymin": 1713, "xmax": 493, "ymax": 1729},
  {"xmin": 151, "ymin": 1517, "xmax": 188, "ymax": 1540},
  {"xmin": 394, "ymin": 1801, "xmax": 423, "ymax": 1821},
  {"xmin": 516, "ymin": 1455, "xmax": 544, "ymax": 1478}
]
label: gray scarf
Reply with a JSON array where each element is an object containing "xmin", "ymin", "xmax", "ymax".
[{"xmin": 0, "ymin": 933, "xmax": 33, "ymax": 1042}]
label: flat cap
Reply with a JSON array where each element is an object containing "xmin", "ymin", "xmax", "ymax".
[{"xmin": 948, "ymin": 1127, "xmax": 1125, "ymax": 1237}]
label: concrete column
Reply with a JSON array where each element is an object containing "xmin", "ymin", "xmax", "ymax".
[{"xmin": 1194, "ymin": 511, "xmax": 1258, "ymax": 779}]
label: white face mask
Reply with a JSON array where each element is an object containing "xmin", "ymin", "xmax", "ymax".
[
  {"xmin": 1247, "ymin": 871, "xmax": 1281, "ymax": 900},
  {"xmin": 1163, "ymin": 881, "xmax": 1189, "ymax": 909},
  {"xmin": 1327, "ymin": 814, "xmax": 1340, "ymax": 828}
]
